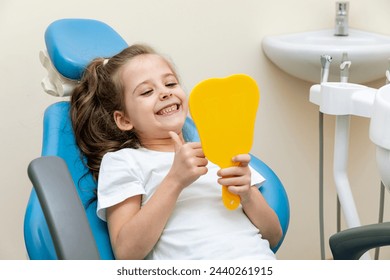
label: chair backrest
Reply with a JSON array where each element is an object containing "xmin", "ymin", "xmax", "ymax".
[{"xmin": 24, "ymin": 18, "xmax": 289, "ymax": 259}]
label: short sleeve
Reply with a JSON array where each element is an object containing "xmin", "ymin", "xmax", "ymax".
[
  {"xmin": 249, "ymin": 165, "xmax": 266, "ymax": 188},
  {"xmin": 96, "ymin": 151, "xmax": 146, "ymax": 221}
]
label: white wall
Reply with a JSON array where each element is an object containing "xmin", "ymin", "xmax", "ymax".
[{"xmin": 1, "ymin": 0, "xmax": 390, "ymax": 259}]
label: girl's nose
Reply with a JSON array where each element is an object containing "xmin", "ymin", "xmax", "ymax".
[{"xmin": 160, "ymin": 92, "xmax": 173, "ymax": 100}]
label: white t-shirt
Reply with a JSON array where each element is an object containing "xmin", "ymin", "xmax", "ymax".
[{"xmin": 97, "ymin": 148, "xmax": 276, "ymax": 260}]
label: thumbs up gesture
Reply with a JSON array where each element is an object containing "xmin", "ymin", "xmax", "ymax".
[{"xmin": 167, "ymin": 131, "xmax": 208, "ymax": 189}]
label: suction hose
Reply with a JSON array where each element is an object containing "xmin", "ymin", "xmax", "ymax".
[{"xmin": 319, "ymin": 55, "xmax": 332, "ymax": 260}]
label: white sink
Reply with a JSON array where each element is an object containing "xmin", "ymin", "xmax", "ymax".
[
  {"xmin": 370, "ymin": 84, "xmax": 390, "ymax": 191},
  {"xmin": 262, "ymin": 29, "xmax": 390, "ymax": 83}
]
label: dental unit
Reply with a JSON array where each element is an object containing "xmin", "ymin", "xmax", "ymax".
[
  {"xmin": 311, "ymin": 56, "xmax": 390, "ymax": 259},
  {"xmin": 312, "ymin": 1, "xmax": 390, "ymax": 260},
  {"xmin": 261, "ymin": 0, "xmax": 390, "ymax": 259}
]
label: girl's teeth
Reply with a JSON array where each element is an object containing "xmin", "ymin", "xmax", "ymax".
[{"xmin": 158, "ymin": 104, "xmax": 178, "ymax": 115}]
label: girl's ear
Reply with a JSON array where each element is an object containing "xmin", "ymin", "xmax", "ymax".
[{"xmin": 113, "ymin": 111, "xmax": 133, "ymax": 131}]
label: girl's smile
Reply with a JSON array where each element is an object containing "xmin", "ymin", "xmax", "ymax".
[{"xmin": 156, "ymin": 103, "xmax": 181, "ymax": 116}]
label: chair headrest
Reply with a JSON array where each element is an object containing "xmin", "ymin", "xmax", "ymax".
[{"xmin": 41, "ymin": 18, "xmax": 128, "ymax": 96}]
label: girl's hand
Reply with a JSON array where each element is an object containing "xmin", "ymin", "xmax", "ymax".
[
  {"xmin": 218, "ymin": 154, "xmax": 283, "ymax": 247},
  {"xmin": 168, "ymin": 131, "xmax": 208, "ymax": 189},
  {"xmin": 217, "ymin": 154, "xmax": 252, "ymax": 203}
]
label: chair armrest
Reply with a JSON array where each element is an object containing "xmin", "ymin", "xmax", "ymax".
[
  {"xmin": 329, "ymin": 222, "xmax": 390, "ymax": 260},
  {"xmin": 28, "ymin": 156, "xmax": 100, "ymax": 259}
]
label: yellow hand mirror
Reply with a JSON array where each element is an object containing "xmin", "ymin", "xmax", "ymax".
[{"xmin": 189, "ymin": 74, "xmax": 260, "ymax": 210}]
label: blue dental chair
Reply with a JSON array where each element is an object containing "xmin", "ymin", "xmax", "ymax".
[{"xmin": 23, "ymin": 18, "xmax": 290, "ymax": 260}]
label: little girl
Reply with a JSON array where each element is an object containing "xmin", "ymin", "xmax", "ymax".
[{"xmin": 70, "ymin": 44, "xmax": 282, "ymax": 260}]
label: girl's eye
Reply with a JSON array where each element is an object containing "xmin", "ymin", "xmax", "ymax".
[
  {"xmin": 166, "ymin": 82, "xmax": 178, "ymax": 87},
  {"xmin": 141, "ymin": 90, "xmax": 153, "ymax": 96}
]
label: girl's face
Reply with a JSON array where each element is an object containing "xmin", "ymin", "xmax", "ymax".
[{"xmin": 114, "ymin": 54, "xmax": 188, "ymax": 149}]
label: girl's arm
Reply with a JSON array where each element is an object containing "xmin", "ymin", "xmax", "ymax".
[
  {"xmin": 217, "ymin": 154, "xmax": 283, "ymax": 248},
  {"xmin": 240, "ymin": 186, "xmax": 283, "ymax": 248},
  {"xmin": 106, "ymin": 133, "xmax": 208, "ymax": 260},
  {"xmin": 106, "ymin": 174, "xmax": 183, "ymax": 260}
]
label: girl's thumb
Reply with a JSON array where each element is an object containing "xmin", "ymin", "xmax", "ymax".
[{"xmin": 168, "ymin": 131, "xmax": 183, "ymax": 152}]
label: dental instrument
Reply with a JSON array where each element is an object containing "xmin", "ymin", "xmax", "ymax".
[
  {"xmin": 340, "ymin": 53, "xmax": 351, "ymax": 83},
  {"xmin": 320, "ymin": 55, "xmax": 332, "ymax": 83}
]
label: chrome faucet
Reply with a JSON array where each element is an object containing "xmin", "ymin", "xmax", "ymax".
[{"xmin": 335, "ymin": 1, "xmax": 349, "ymax": 36}]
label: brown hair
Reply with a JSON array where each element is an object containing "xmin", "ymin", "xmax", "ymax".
[{"xmin": 70, "ymin": 44, "xmax": 161, "ymax": 181}]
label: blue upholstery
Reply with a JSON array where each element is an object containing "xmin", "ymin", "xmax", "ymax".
[
  {"xmin": 45, "ymin": 18, "xmax": 128, "ymax": 80},
  {"xmin": 24, "ymin": 18, "xmax": 289, "ymax": 259},
  {"xmin": 24, "ymin": 102, "xmax": 114, "ymax": 259},
  {"xmin": 250, "ymin": 156, "xmax": 289, "ymax": 251}
]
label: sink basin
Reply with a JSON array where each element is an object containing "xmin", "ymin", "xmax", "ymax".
[
  {"xmin": 370, "ymin": 84, "xmax": 390, "ymax": 190},
  {"xmin": 262, "ymin": 29, "xmax": 390, "ymax": 83}
]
